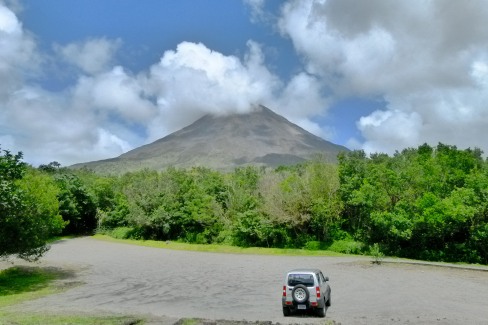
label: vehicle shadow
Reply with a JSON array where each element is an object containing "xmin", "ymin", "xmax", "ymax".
[{"xmin": 285, "ymin": 307, "xmax": 332, "ymax": 319}]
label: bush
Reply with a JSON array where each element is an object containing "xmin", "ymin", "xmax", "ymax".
[
  {"xmin": 370, "ymin": 243, "xmax": 385, "ymax": 264},
  {"xmin": 327, "ymin": 239, "xmax": 364, "ymax": 254},
  {"xmin": 109, "ymin": 227, "xmax": 140, "ymax": 239},
  {"xmin": 1, "ymin": 149, "xmax": 64, "ymax": 261},
  {"xmin": 304, "ymin": 241, "xmax": 323, "ymax": 250}
]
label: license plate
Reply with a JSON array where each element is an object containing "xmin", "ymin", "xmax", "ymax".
[{"xmin": 297, "ymin": 304, "xmax": 307, "ymax": 310}]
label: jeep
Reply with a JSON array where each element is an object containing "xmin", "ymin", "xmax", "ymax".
[{"xmin": 281, "ymin": 268, "xmax": 331, "ymax": 317}]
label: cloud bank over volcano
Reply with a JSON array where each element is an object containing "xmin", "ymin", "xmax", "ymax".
[
  {"xmin": 2, "ymin": 0, "xmax": 488, "ymax": 165},
  {"xmin": 0, "ymin": 2, "xmax": 328, "ymax": 165}
]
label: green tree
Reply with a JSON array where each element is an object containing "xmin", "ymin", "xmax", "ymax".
[
  {"xmin": 340, "ymin": 143, "xmax": 487, "ymax": 263},
  {"xmin": 118, "ymin": 168, "xmax": 225, "ymax": 243},
  {"xmin": 258, "ymin": 160, "xmax": 342, "ymax": 248},
  {"xmin": 306, "ymin": 160, "xmax": 343, "ymax": 242},
  {"xmin": 55, "ymin": 173, "xmax": 97, "ymax": 235},
  {"xmin": 38, "ymin": 161, "xmax": 62, "ymax": 173},
  {"xmin": 1, "ymin": 149, "xmax": 64, "ymax": 261},
  {"xmin": 338, "ymin": 150, "xmax": 370, "ymax": 235},
  {"xmin": 232, "ymin": 209, "xmax": 273, "ymax": 247},
  {"xmin": 225, "ymin": 166, "xmax": 261, "ymax": 215},
  {"xmin": 86, "ymin": 175, "xmax": 129, "ymax": 230}
]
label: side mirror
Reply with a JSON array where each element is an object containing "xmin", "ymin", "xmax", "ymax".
[{"xmin": 325, "ymin": 276, "xmax": 329, "ymax": 282}]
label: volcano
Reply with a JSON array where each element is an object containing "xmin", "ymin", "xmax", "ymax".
[{"xmin": 72, "ymin": 105, "xmax": 349, "ymax": 173}]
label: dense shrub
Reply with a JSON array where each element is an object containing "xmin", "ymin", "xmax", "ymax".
[
  {"xmin": 327, "ymin": 239, "xmax": 364, "ymax": 254},
  {"xmin": 339, "ymin": 143, "xmax": 488, "ymax": 264},
  {"xmin": 1, "ymin": 150, "xmax": 64, "ymax": 261}
]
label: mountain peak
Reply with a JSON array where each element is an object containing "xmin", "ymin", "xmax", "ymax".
[{"xmin": 72, "ymin": 106, "xmax": 349, "ymax": 173}]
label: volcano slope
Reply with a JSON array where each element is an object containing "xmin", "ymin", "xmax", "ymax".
[{"xmin": 72, "ymin": 105, "xmax": 348, "ymax": 173}]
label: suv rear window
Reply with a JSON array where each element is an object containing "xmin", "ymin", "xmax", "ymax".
[{"xmin": 288, "ymin": 274, "xmax": 314, "ymax": 287}]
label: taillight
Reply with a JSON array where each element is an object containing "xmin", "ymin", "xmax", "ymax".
[
  {"xmin": 316, "ymin": 286, "xmax": 321, "ymax": 298},
  {"xmin": 283, "ymin": 286, "xmax": 287, "ymax": 297}
]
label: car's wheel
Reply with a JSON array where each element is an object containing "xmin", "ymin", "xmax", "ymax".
[
  {"xmin": 282, "ymin": 306, "xmax": 291, "ymax": 316},
  {"xmin": 326, "ymin": 295, "xmax": 331, "ymax": 307},
  {"xmin": 292, "ymin": 284, "xmax": 309, "ymax": 303},
  {"xmin": 315, "ymin": 302, "xmax": 326, "ymax": 318}
]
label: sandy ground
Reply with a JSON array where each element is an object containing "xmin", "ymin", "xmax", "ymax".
[{"xmin": 2, "ymin": 237, "xmax": 488, "ymax": 324}]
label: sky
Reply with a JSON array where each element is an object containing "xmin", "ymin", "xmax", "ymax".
[{"xmin": 1, "ymin": 0, "xmax": 488, "ymax": 166}]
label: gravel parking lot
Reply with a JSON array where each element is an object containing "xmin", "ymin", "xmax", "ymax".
[{"xmin": 4, "ymin": 237, "xmax": 488, "ymax": 324}]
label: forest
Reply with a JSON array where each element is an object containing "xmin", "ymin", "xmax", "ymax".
[{"xmin": 1, "ymin": 143, "xmax": 487, "ymax": 264}]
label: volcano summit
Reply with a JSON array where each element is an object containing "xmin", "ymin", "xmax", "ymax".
[{"xmin": 72, "ymin": 106, "xmax": 349, "ymax": 173}]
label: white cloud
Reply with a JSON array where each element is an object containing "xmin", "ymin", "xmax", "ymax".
[
  {"xmin": 471, "ymin": 60, "xmax": 488, "ymax": 87},
  {"xmin": 17, "ymin": 0, "xmax": 488, "ymax": 165},
  {"xmin": 143, "ymin": 40, "xmax": 331, "ymax": 142},
  {"xmin": 0, "ymin": 3, "xmax": 18, "ymax": 32},
  {"xmin": 145, "ymin": 41, "xmax": 278, "ymax": 141},
  {"xmin": 278, "ymin": 72, "xmax": 328, "ymax": 117},
  {"xmin": 244, "ymin": 0, "xmax": 276, "ymax": 24},
  {"xmin": 278, "ymin": 0, "xmax": 488, "ymax": 154},
  {"xmin": 0, "ymin": 2, "xmax": 39, "ymax": 99},
  {"xmin": 244, "ymin": 0, "xmax": 265, "ymax": 21},
  {"xmin": 274, "ymin": 72, "xmax": 330, "ymax": 137},
  {"xmin": 54, "ymin": 38, "xmax": 122, "ymax": 75},
  {"xmin": 151, "ymin": 41, "xmax": 278, "ymax": 111},
  {"xmin": 357, "ymin": 109, "xmax": 422, "ymax": 154},
  {"xmin": 0, "ymin": 4, "xmax": 146, "ymax": 165},
  {"xmin": 3, "ymin": 85, "xmax": 139, "ymax": 165},
  {"xmin": 0, "ymin": 1, "xmax": 330, "ymax": 166},
  {"xmin": 72, "ymin": 66, "xmax": 156, "ymax": 123}
]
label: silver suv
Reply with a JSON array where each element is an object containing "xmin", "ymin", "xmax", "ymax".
[{"xmin": 282, "ymin": 269, "xmax": 331, "ymax": 317}]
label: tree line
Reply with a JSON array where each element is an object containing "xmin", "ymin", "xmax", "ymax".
[{"xmin": 1, "ymin": 143, "xmax": 487, "ymax": 264}]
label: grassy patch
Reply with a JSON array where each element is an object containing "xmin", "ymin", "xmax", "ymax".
[
  {"xmin": 0, "ymin": 312, "xmax": 143, "ymax": 325},
  {"xmin": 0, "ymin": 266, "xmax": 60, "ymax": 307},
  {"xmin": 0, "ymin": 266, "xmax": 144, "ymax": 324},
  {"xmin": 177, "ymin": 318, "xmax": 200, "ymax": 325},
  {"xmin": 93, "ymin": 234, "xmax": 349, "ymax": 257},
  {"xmin": 0, "ymin": 266, "xmax": 55, "ymax": 296}
]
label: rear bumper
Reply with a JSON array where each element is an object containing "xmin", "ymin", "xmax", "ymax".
[{"xmin": 282, "ymin": 298, "xmax": 324, "ymax": 310}]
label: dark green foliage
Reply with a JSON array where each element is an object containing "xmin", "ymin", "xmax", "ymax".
[
  {"xmin": 338, "ymin": 150, "xmax": 369, "ymax": 234},
  {"xmin": 81, "ymin": 161, "xmax": 344, "ymax": 249},
  {"xmin": 232, "ymin": 210, "xmax": 271, "ymax": 247},
  {"xmin": 54, "ymin": 173, "xmax": 97, "ymax": 235},
  {"xmin": 1, "ymin": 148, "xmax": 64, "ymax": 261},
  {"xmin": 38, "ymin": 161, "xmax": 62, "ymax": 173},
  {"xmin": 339, "ymin": 143, "xmax": 488, "ymax": 264},
  {"xmin": 327, "ymin": 238, "xmax": 364, "ymax": 254},
  {"xmin": 89, "ymin": 176, "xmax": 130, "ymax": 229},
  {"xmin": 112, "ymin": 168, "xmax": 225, "ymax": 243}
]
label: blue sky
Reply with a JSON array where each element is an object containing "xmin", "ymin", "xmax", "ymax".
[{"xmin": 1, "ymin": 0, "xmax": 488, "ymax": 165}]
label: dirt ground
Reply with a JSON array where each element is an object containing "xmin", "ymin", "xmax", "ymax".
[{"xmin": 3, "ymin": 237, "xmax": 488, "ymax": 324}]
